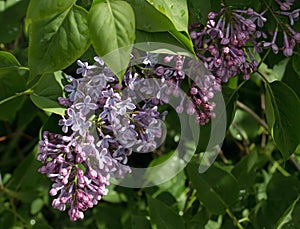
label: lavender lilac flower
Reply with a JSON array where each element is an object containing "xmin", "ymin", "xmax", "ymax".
[{"xmin": 37, "ymin": 57, "xmax": 165, "ymax": 221}]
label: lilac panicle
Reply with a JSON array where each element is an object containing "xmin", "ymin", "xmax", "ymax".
[{"xmin": 38, "ymin": 57, "xmax": 166, "ymax": 220}]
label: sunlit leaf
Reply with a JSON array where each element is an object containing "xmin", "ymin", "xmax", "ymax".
[
  {"xmin": 146, "ymin": 0, "xmax": 188, "ymax": 32},
  {"xmin": 30, "ymin": 71, "xmax": 65, "ymax": 115},
  {"xmin": 88, "ymin": 0, "xmax": 135, "ymax": 81},
  {"xmin": 28, "ymin": 5, "xmax": 90, "ymax": 77}
]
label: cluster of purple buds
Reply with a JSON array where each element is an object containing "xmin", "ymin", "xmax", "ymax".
[
  {"xmin": 189, "ymin": 5, "xmax": 264, "ymax": 82},
  {"xmin": 37, "ymin": 57, "xmax": 165, "ymax": 220},
  {"xmin": 128, "ymin": 52, "xmax": 221, "ymax": 125},
  {"xmin": 275, "ymin": 0, "xmax": 300, "ymax": 56}
]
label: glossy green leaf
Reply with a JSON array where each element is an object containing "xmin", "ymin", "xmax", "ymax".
[
  {"xmin": 26, "ymin": 0, "xmax": 76, "ymax": 22},
  {"xmin": 265, "ymin": 81, "xmax": 300, "ymax": 160},
  {"xmin": 28, "ymin": 5, "xmax": 90, "ymax": 77},
  {"xmin": 88, "ymin": 1, "xmax": 135, "ymax": 81},
  {"xmin": 186, "ymin": 163, "xmax": 239, "ymax": 214},
  {"xmin": 127, "ymin": 0, "xmax": 175, "ymax": 32},
  {"xmin": 169, "ymin": 30, "xmax": 195, "ymax": 54},
  {"xmin": 30, "ymin": 71, "xmax": 65, "ymax": 115},
  {"xmin": 0, "ymin": 67, "xmax": 28, "ymax": 122},
  {"xmin": 0, "ymin": 51, "xmax": 20, "ymax": 68},
  {"xmin": 147, "ymin": 195, "xmax": 185, "ymax": 229},
  {"xmin": 283, "ymin": 58, "xmax": 300, "ymax": 100},
  {"xmin": 135, "ymin": 30, "xmax": 185, "ymax": 49},
  {"xmin": 146, "ymin": 0, "xmax": 188, "ymax": 32},
  {"xmin": 127, "ymin": 0, "xmax": 194, "ymax": 53}
]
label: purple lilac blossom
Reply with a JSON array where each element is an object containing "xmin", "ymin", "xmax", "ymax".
[{"xmin": 38, "ymin": 57, "xmax": 166, "ymax": 220}]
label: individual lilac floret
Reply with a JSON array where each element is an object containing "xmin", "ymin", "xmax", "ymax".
[{"xmin": 265, "ymin": 0, "xmax": 300, "ymax": 56}]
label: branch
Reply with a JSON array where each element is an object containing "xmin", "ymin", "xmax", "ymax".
[{"xmin": 236, "ymin": 101, "xmax": 270, "ymax": 134}]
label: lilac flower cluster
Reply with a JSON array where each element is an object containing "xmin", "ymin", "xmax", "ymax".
[
  {"xmin": 37, "ymin": 2, "xmax": 300, "ymax": 221},
  {"xmin": 37, "ymin": 57, "xmax": 165, "ymax": 220},
  {"xmin": 157, "ymin": 56, "xmax": 221, "ymax": 125},
  {"xmin": 189, "ymin": 5, "xmax": 264, "ymax": 82},
  {"xmin": 275, "ymin": 0, "xmax": 300, "ymax": 56},
  {"xmin": 189, "ymin": 1, "xmax": 300, "ymax": 82},
  {"xmin": 126, "ymin": 53, "xmax": 221, "ymax": 125}
]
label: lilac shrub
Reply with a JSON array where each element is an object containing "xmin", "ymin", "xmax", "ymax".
[{"xmin": 37, "ymin": 1, "xmax": 300, "ymax": 221}]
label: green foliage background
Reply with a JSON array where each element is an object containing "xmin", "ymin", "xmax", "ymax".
[{"xmin": 0, "ymin": 0, "xmax": 300, "ymax": 228}]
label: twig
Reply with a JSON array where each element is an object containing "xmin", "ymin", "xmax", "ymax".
[
  {"xmin": 183, "ymin": 182, "xmax": 194, "ymax": 213},
  {"xmin": 226, "ymin": 209, "xmax": 244, "ymax": 229},
  {"xmin": 289, "ymin": 155, "xmax": 300, "ymax": 173},
  {"xmin": 260, "ymin": 85, "xmax": 267, "ymax": 149},
  {"xmin": 236, "ymin": 101, "xmax": 270, "ymax": 134}
]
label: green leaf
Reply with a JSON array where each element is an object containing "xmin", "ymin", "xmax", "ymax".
[
  {"xmin": 28, "ymin": 5, "xmax": 90, "ymax": 77},
  {"xmin": 127, "ymin": 0, "xmax": 194, "ymax": 53},
  {"xmin": 169, "ymin": 30, "xmax": 195, "ymax": 54},
  {"xmin": 147, "ymin": 195, "xmax": 185, "ymax": 229},
  {"xmin": 88, "ymin": 1, "xmax": 135, "ymax": 81},
  {"xmin": 0, "ymin": 51, "xmax": 20, "ymax": 67},
  {"xmin": 127, "ymin": 0, "xmax": 175, "ymax": 32},
  {"xmin": 283, "ymin": 58, "xmax": 300, "ymax": 100},
  {"xmin": 26, "ymin": 0, "xmax": 76, "ymax": 22},
  {"xmin": 188, "ymin": 0, "xmax": 221, "ymax": 24},
  {"xmin": 0, "ymin": 0, "xmax": 29, "ymax": 43},
  {"xmin": 7, "ymin": 148, "xmax": 46, "ymax": 192},
  {"xmin": 224, "ymin": 0, "xmax": 259, "ymax": 8},
  {"xmin": 146, "ymin": 0, "xmax": 188, "ymax": 32},
  {"xmin": 232, "ymin": 150, "xmax": 258, "ymax": 189},
  {"xmin": 229, "ymin": 109, "xmax": 260, "ymax": 141},
  {"xmin": 265, "ymin": 81, "xmax": 300, "ymax": 160},
  {"xmin": 30, "ymin": 198, "xmax": 44, "ymax": 215},
  {"xmin": 185, "ymin": 208, "xmax": 210, "ymax": 229},
  {"xmin": 292, "ymin": 55, "xmax": 300, "ymax": 79},
  {"xmin": 0, "ymin": 211, "xmax": 14, "ymax": 229},
  {"xmin": 135, "ymin": 30, "xmax": 185, "ymax": 49},
  {"xmin": 278, "ymin": 196, "xmax": 300, "ymax": 229},
  {"xmin": 186, "ymin": 163, "xmax": 239, "ymax": 215},
  {"xmin": 222, "ymin": 85, "xmax": 239, "ymax": 128},
  {"xmin": 131, "ymin": 215, "xmax": 152, "ymax": 229},
  {"xmin": 30, "ymin": 71, "xmax": 65, "ymax": 115},
  {"xmin": 255, "ymin": 172, "xmax": 300, "ymax": 229},
  {"xmin": 93, "ymin": 204, "xmax": 125, "ymax": 229},
  {"xmin": 0, "ymin": 67, "xmax": 28, "ymax": 122}
]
